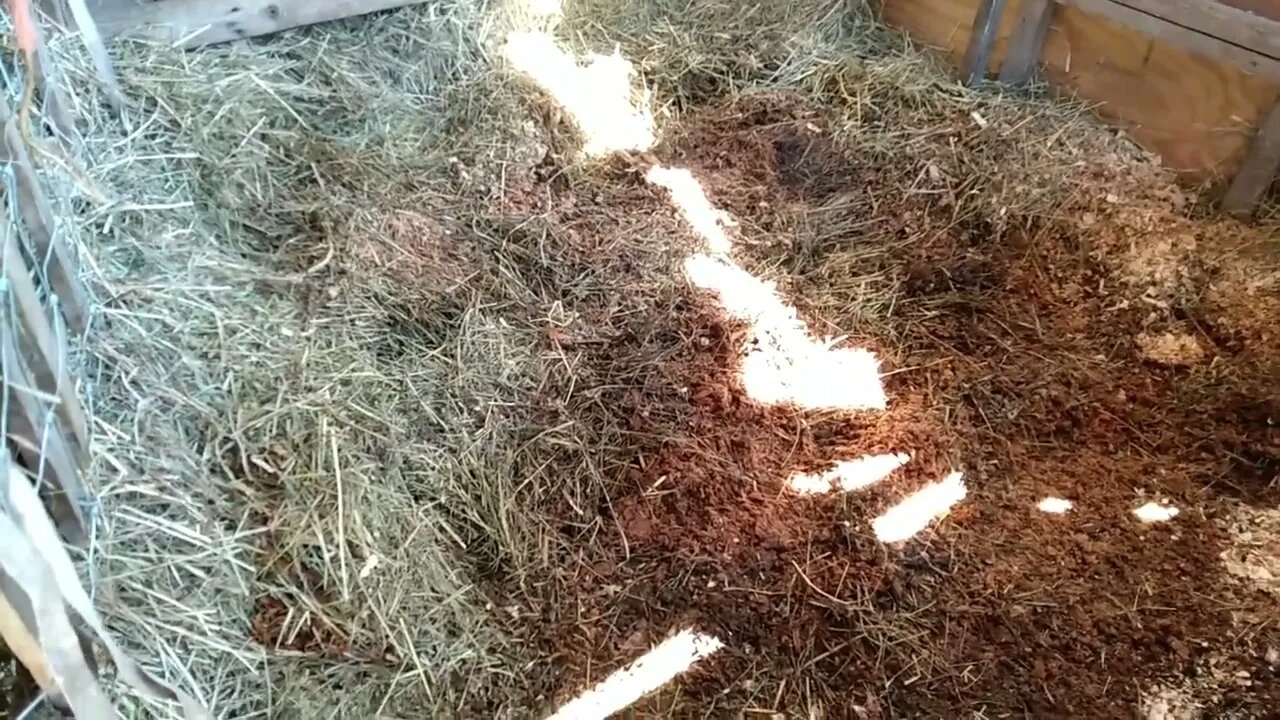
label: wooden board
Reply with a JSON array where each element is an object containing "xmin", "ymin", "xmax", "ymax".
[
  {"xmin": 1, "ymin": 324, "xmax": 88, "ymax": 547},
  {"xmin": 1222, "ymin": 98, "xmax": 1280, "ymax": 214},
  {"xmin": 881, "ymin": 0, "xmax": 1280, "ymax": 180},
  {"xmin": 88, "ymin": 0, "xmax": 431, "ymax": 46},
  {"xmin": 1218, "ymin": 0, "xmax": 1280, "ymax": 23},
  {"xmin": 1064, "ymin": 0, "xmax": 1280, "ymax": 78},
  {"xmin": 1108, "ymin": 0, "xmax": 1280, "ymax": 59}
]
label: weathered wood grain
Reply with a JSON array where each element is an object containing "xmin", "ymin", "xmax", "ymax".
[{"xmin": 90, "ymin": 0, "xmax": 432, "ymax": 46}]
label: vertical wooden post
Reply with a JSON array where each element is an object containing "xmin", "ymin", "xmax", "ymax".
[
  {"xmin": 963, "ymin": 0, "xmax": 1009, "ymax": 85},
  {"xmin": 999, "ymin": 0, "xmax": 1057, "ymax": 85},
  {"xmin": 1222, "ymin": 97, "xmax": 1280, "ymax": 218}
]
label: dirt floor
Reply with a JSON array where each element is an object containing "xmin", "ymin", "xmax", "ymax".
[{"xmin": 455, "ymin": 94, "xmax": 1280, "ymax": 716}]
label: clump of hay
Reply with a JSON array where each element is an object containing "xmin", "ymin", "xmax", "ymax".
[{"xmin": 62, "ymin": 3, "xmax": 534, "ymax": 716}]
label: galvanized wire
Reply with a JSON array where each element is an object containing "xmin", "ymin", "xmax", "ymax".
[{"xmin": 0, "ymin": 27, "xmax": 100, "ymax": 718}]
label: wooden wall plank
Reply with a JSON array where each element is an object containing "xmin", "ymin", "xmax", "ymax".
[
  {"xmin": 1062, "ymin": 0, "xmax": 1280, "ymax": 79},
  {"xmin": 33, "ymin": 43, "xmax": 79, "ymax": 148},
  {"xmin": 0, "ymin": 578, "xmax": 62, "ymax": 707},
  {"xmin": 1217, "ymin": 0, "xmax": 1280, "ymax": 23},
  {"xmin": 999, "ymin": 0, "xmax": 1057, "ymax": 84},
  {"xmin": 1109, "ymin": 0, "xmax": 1280, "ymax": 59},
  {"xmin": 90, "ymin": 0, "xmax": 432, "ymax": 46},
  {"xmin": 1222, "ymin": 98, "xmax": 1280, "ymax": 215},
  {"xmin": 880, "ymin": 0, "xmax": 1280, "ymax": 180}
]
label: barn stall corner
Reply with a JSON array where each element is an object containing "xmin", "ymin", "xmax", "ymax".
[{"xmin": 2, "ymin": 0, "xmax": 1278, "ymax": 717}]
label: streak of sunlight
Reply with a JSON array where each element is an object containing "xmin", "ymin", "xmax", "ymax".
[
  {"xmin": 504, "ymin": 31, "xmax": 655, "ymax": 156},
  {"xmin": 1133, "ymin": 502, "xmax": 1180, "ymax": 523},
  {"xmin": 646, "ymin": 166, "xmax": 735, "ymax": 254},
  {"xmin": 788, "ymin": 453, "xmax": 911, "ymax": 495},
  {"xmin": 546, "ymin": 629, "xmax": 724, "ymax": 720},
  {"xmin": 1037, "ymin": 497, "xmax": 1073, "ymax": 514},
  {"xmin": 872, "ymin": 472, "xmax": 966, "ymax": 543},
  {"xmin": 683, "ymin": 253, "xmax": 888, "ymax": 410}
]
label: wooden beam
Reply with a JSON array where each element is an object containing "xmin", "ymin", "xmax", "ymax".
[
  {"xmin": 90, "ymin": 0, "xmax": 433, "ymax": 46},
  {"xmin": 0, "ymin": 576, "xmax": 63, "ymax": 708},
  {"xmin": 1109, "ymin": 0, "xmax": 1280, "ymax": 61},
  {"xmin": 1222, "ymin": 97, "xmax": 1280, "ymax": 217},
  {"xmin": 963, "ymin": 0, "xmax": 1010, "ymax": 85},
  {"xmin": 20, "ymin": 0, "xmax": 79, "ymax": 146},
  {"xmin": 999, "ymin": 0, "xmax": 1057, "ymax": 85},
  {"xmin": 1061, "ymin": 0, "xmax": 1280, "ymax": 79}
]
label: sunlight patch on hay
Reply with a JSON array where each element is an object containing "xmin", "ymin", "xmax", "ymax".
[
  {"xmin": 1135, "ymin": 502, "xmax": 1181, "ymax": 524},
  {"xmin": 788, "ymin": 453, "xmax": 910, "ymax": 494},
  {"xmin": 645, "ymin": 166, "xmax": 735, "ymax": 254},
  {"xmin": 1037, "ymin": 497, "xmax": 1073, "ymax": 514},
  {"xmin": 872, "ymin": 472, "xmax": 966, "ymax": 543},
  {"xmin": 650, "ymin": 162, "xmax": 886, "ymax": 411},
  {"xmin": 504, "ymin": 30, "xmax": 655, "ymax": 156},
  {"xmin": 560, "ymin": 0, "xmax": 848, "ymax": 108},
  {"xmin": 684, "ymin": 253, "xmax": 887, "ymax": 410},
  {"xmin": 546, "ymin": 629, "xmax": 723, "ymax": 720}
]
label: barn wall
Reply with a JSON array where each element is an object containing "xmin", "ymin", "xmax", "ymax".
[{"xmin": 880, "ymin": 0, "xmax": 1280, "ymax": 181}]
